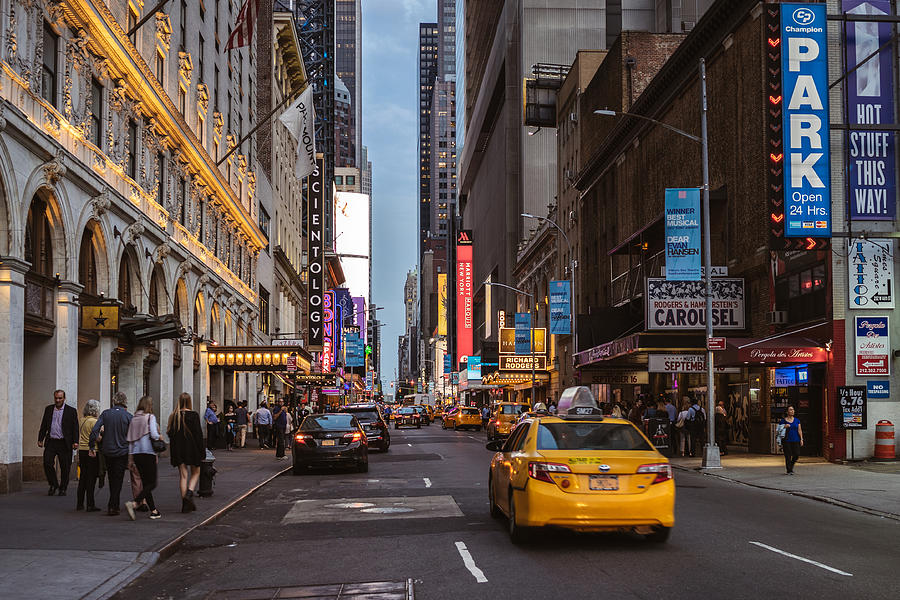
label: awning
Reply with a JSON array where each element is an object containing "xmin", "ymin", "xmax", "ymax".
[
  {"xmin": 575, "ymin": 332, "xmax": 706, "ymax": 368},
  {"xmin": 482, "ymin": 371, "xmax": 551, "ymax": 387},
  {"xmin": 716, "ymin": 323, "xmax": 831, "ymax": 366}
]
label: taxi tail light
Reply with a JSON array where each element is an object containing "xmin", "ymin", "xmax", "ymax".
[
  {"xmin": 637, "ymin": 463, "xmax": 672, "ymax": 484},
  {"xmin": 528, "ymin": 461, "xmax": 572, "ymax": 483},
  {"xmin": 343, "ymin": 431, "xmax": 363, "ymax": 443}
]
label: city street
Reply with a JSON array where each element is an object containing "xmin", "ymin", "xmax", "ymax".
[{"xmin": 116, "ymin": 426, "xmax": 899, "ymax": 600}]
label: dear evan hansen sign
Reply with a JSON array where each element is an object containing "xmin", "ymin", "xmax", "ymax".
[
  {"xmin": 782, "ymin": 4, "xmax": 831, "ymax": 237},
  {"xmin": 665, "ymin": 188, "xmax": 701, "ymax": 280}
]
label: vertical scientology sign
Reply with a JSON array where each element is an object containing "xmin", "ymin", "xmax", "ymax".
[
  {"xmin": 307, "ymin": 157, "xmax": 325, "ymax": 352},
  {"xmin": 781, "ymin": 4, "xmax": 832, "ymax": 237}
]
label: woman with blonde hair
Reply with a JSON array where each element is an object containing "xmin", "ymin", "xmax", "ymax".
[
  {"xmin": 167, "ymin": 392, "xmax": 204, "ymax": 512},
  {"xmin": 77, "ymin": 399, "xmax": 101, "ymax": 512},
  {"xmin": 125, "ymin": 395, "xmax": 162, "ymax": 520}
]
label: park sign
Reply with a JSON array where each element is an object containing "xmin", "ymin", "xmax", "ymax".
[
  {"xmin": 781, "ymin": 3, "xmax": 831, "ymax": 237},
  {"xmin": 664, "ymin": 188, "xmax": 701, "ymax": 280}
]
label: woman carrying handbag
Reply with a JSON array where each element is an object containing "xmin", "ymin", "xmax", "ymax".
[
  {"xmin": 167, "ymin": 392, "xmax": 205, "ymax": 513},
  {"xmin": 125, "ymin": 395, "xmax": 163, "ymax": 520}
]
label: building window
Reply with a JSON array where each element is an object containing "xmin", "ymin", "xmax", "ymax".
[
  {"xmin": 90, "ymin": 78, "xmax": 103, "ymax": 147},
  {"xmin": 198, "ymin": 112, "xmax": 205, "ymax": 146},
  {"xmin": 334, "ymin": 175, "xmax": 343, "ymax": 185},
  {"xmin": 180, "ymin": 0, "xmax": 187, "ymax": 52},
  {"xmin": 199, "ymin": 198, "xmax": 205, "ymax": 241},
  {"xmin": 258, "ymin": 286, "xmax": 270, "ymax": 335},
  {"xmin": 127, "ymin": 119, "xmax": 138, "ymax": 179},
  {"xmin": 178, "ymin": 85, "xmax": 186, "ymax": 114},
  {"xmin": 198, "ymin": 34, "xmax": 205, "ymax": 83},
  {"xmin": 127, "ymin": 6, "xmax": 139, "ymax": 44},
  {"xmin": 155, "ymin": 49, "xmax": 165, "ymax": 83},
  {"xmin": 259, "ymin": 205, "xmax": 270, "ymax": 239},
  {"xmin": 41, "ymin": 22, "xmax": 58, "ymax": 108},
  {"xmin": 179, "ymin": 176, "xmax": 187, "ymax": 225},
  {"xmin": 156, "ymin": 151, "xmax": 166, "ymax": 205},
  {"xmin": 346, "ymin": 175, "xmax": 355, "ymax": 185}
]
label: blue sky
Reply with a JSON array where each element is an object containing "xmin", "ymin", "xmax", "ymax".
[{"xmin": 363, "ymin": 0, "xmax": 431, "ymax": 389}]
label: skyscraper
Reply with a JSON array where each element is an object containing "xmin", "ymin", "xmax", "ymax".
[
  {"xmin": 335, "ymin": 0, "xmax": 362, "ymax": 167},
  {"xmin": 417, "ymin": 23, "xmax": 439, "ymax": 260}
]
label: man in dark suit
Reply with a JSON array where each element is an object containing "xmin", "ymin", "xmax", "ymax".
[{"xmin": 38, "ymin": 389, "xmax": 78, "ymax": 496}]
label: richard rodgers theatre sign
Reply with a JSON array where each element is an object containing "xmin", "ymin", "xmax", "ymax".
[{"xmin": 645, "ymin": 278, "xmax": 745, "ymax": 330}]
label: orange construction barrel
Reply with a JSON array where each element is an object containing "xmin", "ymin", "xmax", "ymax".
[{"xmin": 874, "ymin": 420, "xmax": 895, "ymax": 460}]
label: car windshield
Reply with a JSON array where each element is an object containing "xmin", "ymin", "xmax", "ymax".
[
  {"xmin": 343, "ymin": 410, "xmax": 380, "ymax": 422},
  {"xmin": 461, "ymin": 408, "xmax": 479, "ymax": 415},
  {"xmin": 500, "ymin": 405, "xmax": 525, "ymax": 414},
  {"xmin": 536, "ymin": 422, "xmax": 652, "ymax": 451},
  {"xmin": 300, "ymin": 415, "xmax": 357, "ymax": 431},
  {"xmin": 399, "ymin": 408, "xmax": 416, "ymax": 415}
]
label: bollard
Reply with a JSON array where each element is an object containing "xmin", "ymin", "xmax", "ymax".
[{"xmin": 874, "ymin": 420, "xmax": 895, "ymax": 460}]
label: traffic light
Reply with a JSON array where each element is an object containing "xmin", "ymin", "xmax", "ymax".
[{"xmin": 365, "ymin": 344, "xmax": 373, "ymax": 356}]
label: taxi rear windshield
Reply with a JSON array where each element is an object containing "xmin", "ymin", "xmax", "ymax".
[
  {"xmin": 461, "ymin": 408, "xmax": 479, "ymax": 415},
  {"xmin": 536, "ymin": 423, "xmax": 651, "ymax": 451},
  {"xmin": 301, "ymin": 415, "xmax": 357, "ymax": 431},
  {"xmin": 342, "ymin": 410, "xmax": 380, "ymax": 422},
  {"xmin": 500, "ymin": 405, "xmax": 527, "ymax": 414}
]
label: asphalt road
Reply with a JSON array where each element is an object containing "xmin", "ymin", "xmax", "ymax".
[{"xmin": 115, "ymin": 421, "xmax": 900, "ymax": 600}]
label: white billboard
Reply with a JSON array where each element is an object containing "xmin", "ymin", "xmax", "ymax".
[{"xmin": 334, "ymin": 191, "xmax": 370, "ymax": 303}]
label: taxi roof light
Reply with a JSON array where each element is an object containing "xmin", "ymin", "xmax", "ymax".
[{"xmin": 557, "ymin": 386, "xmax": 603, "ymax": 418}]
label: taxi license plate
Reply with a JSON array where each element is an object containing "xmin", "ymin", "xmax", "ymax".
[
  {"xmin": 589, "ymin": 475, "xmax": 618, "ymax": 491},
  {"xmin": 321, "ymin": 439, "xmax": 336, "ymax": 446}
]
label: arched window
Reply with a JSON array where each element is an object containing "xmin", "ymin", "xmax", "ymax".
[
  {"xmin": 118, "ymin": 254, "xmax": 134, "ymax": 310},
  {"xmin": 79, "ymin": 230, "xmax": 98, "ymax": 296},
  {"xmin": 25, "ymin": 198, "xmax": 53, "ymax": 277},
  {"xmin": 149, "ymin": 269, "xmax": 160, "ymax": 317}
]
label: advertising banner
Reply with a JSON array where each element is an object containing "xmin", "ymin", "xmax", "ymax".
[
  {"xmin": 583, "ymin": 370, "xmax": 649, "ymax": 385},
  {"xmin": 352, "ymin": 296, "xmax": 366, "ymax": 341},
  {"xmin": 648, "ymin": 354, "xmax": 741, "ymax": 374},
  {"xmin": 467, "ymin": 356, "xmax": 482, "ymax": 380},
  {"xmin": 844, "ymin": 0, "xmax": 896, "ymax": 221},
  {"xmin": 500, "ymin": 355, "xmax": 548, "ymax": 371},
  {"xmin": 443, "ymin": 354, "xmax": 452, "ymax": 372},
  {"xmin": 549, "ymin": 280, "xmax": 571, "ymax": 334},
  {"xmin": 645, "ymin": 278, "xmax": 745, "ymax": 330},
  {"xmin": 307, "ymin": 157, "xmax": 325, "ymax": 351},
  {"xmin": 500, "ymin": 328, "xmax": 546, "ymax": 354},
  {"xmin": 514, "ymin": 312, "xmax": 531, "ymax": 355},
  {"xmin": 438, "ymin": 273, "xmax": 448, "ymax": 336},
  {"xmin": 344, "ymin": 331, "xmax": 364, "ymax": 367},
  {"xmin": 855, "ymin": 316, "xmax": 890, "ymax": 376},
  {"xmin": 321, "ymin": 290, "xmax": 335, "ymax": 371},
  {"xmin": 664, "ymin": 188, "xmax": 701, "ymax": 280},
  {"xmin": 781, "ymin": 3, "xmax": 831, "ymax": 237},
  {"xmin": 837, "ymin": 386, "xmax": 867, "ymax": 429},
  {"xmin": 848, "ymin": 239, "xmax": 894, "ymax": 309},
  {"xmin": 456, "ymin": 230, "xmax": 474, "ymax": 365}
]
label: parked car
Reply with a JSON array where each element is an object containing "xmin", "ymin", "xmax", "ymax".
[
  {"xmin": 292, "ymin": 414, "xmax": 368, "ymax": 474},
  {"xmin": 394, "ymin": 407, "xmax": 421, "ymax": 429},
  {"xmin": 341, "ymin": 404, "xmax": 391, "ymax": 451}
]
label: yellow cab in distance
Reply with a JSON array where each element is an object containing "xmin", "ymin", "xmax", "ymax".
[
  {"xmin": 487, "ymin": 402, "xmax": 531, "ymax": 441},
  {"xmin": 443, "ymin": 406, "xmax": 482, "ymax": 431},
  {"xmin": 422, "ymin": 405, "xmax": 436, "ymax": 423},
  {"xmin": 486, "ymin": 386, "xmax": 674, "ymax": 544}
]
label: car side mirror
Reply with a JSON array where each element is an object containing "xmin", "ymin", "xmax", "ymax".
[{"xmin": 485, "ymin": 440, "xmax": 503, "ymax": 452}]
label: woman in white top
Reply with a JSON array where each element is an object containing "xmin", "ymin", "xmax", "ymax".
[
  {"xmin": 675, "ymin": 399, "xmax": 692, "ymax": 457},
  {"xmin": 125, "ymin": 395, "xmax": 162, "ymax": 520}
]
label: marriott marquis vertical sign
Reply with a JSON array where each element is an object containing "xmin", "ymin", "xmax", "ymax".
[{"xmin": 782, "ymin": 4, "xmax": 832, "ymax": 237}]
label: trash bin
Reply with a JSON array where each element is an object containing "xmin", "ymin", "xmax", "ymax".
[{"xmin": 198, "ymin": 449, "xmax": 217, "ymax": 497}]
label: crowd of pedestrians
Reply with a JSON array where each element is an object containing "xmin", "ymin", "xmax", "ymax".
[{"xmin": 38, "ymin": 389, "xmax": 307, "ymax": 520}]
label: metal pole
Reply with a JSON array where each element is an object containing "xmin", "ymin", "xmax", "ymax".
[
  {"xmin": 531, "ymin": 302, "xmax": 536, "ymax": 406},
  {"xmin": 700, "ymin": 58, "xmax": 721, "ymax": 469}
]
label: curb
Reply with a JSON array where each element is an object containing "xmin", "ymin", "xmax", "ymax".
[
  {"xmin": 674, "ymin": 464, "xmax": 900, "ymax": 522},
  {"xmin": 82, "ymin": 465, "xmax": 291, "ymax": 600}
]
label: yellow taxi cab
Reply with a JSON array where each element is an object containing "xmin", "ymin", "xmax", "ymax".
[
  {"xmin": 487, "ymin": 402, "xmax": 531, "ymax": 441},
  {"xmin": 422, "ymin": 405, "xmax": 436, "ymax": 423},
  {"xmin": 486, "ymin": 386, "xmax": 674, "ymax": 544},
  {"xmin": 441, "ymin": 405, "xmax": 458, "ymax": 426},
  {"xmin": 443, "ymin": 406, "xmax": 482, "ymax": 431}
]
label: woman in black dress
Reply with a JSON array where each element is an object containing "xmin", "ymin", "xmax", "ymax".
[{"xmin": 167, "ymin": 392, "xmax": 205, "ymax": 512}]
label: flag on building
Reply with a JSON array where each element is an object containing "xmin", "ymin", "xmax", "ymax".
[
  {"xmin": 225, "ymin": 0, "xmax": 260, "ymax": 50},
  {"xmin": 278, "ymin": 85, "xmax": 317, "ymax": 180}
]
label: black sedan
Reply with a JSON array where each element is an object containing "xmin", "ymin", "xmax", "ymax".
[
  {"xmin": 394, "ymin": 407, "xmax": 421, "ymax": 429},
  {"xmin": 341, "ymin": 404, "xmax": 391, "ymax": 451},
  {"xmin": 292, "ymin": 414, "xmax": 368, "ymax": 474}
]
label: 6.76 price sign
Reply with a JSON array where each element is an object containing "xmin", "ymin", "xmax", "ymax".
[{"xmin": 837, "ymin": 386, "xmax": 867, "ymax": 430}]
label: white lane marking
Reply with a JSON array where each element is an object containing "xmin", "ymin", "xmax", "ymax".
[
  {"xmin": 424, "ymin": 477, "xmax": 432, "ymax": 488},
  {"xmin": 467, "ymin": 435, "xmax": 479, "ymax": 441},
  {"xmin": 407, "ymin": 443, "xmax": 413, "ymax": 447},
  {"xmin": 749, "ymin": 541, "xmax": 853, "ymax": 577},
  {"xmin": 455, "ymin": 541, "xmax": 488, "ymax": 583}
]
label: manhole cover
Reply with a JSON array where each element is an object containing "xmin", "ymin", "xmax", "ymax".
[
  {"xmin": 325, "ymin": 502, "xmax": 376, "ymax": 509},
  {"xmin": 360, "ymin": 507, "xmax": 415, "ymax": 514}
]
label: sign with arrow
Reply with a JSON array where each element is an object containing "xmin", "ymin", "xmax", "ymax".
[
  {"xmin": 849, "ymin": 239, "xmax": 893, "ymax": 309},
  {"xmin": 855, "ymin": 316, "xmax": 890, "ymax": 376}
]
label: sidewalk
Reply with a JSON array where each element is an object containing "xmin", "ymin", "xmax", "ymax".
[
  {"xmin": 671, "ymin": 453, "xmax": 900, "ymax": 519},
  {"xmin": 0, "ymin": 447, "xmax": 289, "ymax": 600}
]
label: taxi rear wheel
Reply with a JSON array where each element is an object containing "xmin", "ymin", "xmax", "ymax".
[
  {"xmin": 508, "ymin": 490, "xmax": 530, "ymax": 544},
  {"xmin": 488, "ymin": 476, "xmax": 502, "ymax": 519},
  {"xmin": 645, "ymin": 526, "xmax": 671, "ymax": 543}
]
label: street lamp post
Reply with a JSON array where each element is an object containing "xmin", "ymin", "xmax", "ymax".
[
  {"xmin": 594, "ymin": 57, "xmax": 720, "ymax": 469},
  {"xmin": 485, "ymin": 281, "xmax": 536, "ymax": 405},
  {"xmin": 522, "ymin": 212, "xmax": 578, "ymax": 367}
]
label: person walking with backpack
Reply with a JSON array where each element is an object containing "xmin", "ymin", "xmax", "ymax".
[
  {"xmin": 125, "ymin": 395, "xmax": 162, "ymax": 520},
  {"xmin": 674, "ymin": 398, "xmax": 692, "ymax": 457},
  {"xmin": 779, "ymin": 405, "xmax": 804, "ymax": 474},
  {"xmin": 687, "ymin": 397, "xmax": 707, "ymax": 458}
]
